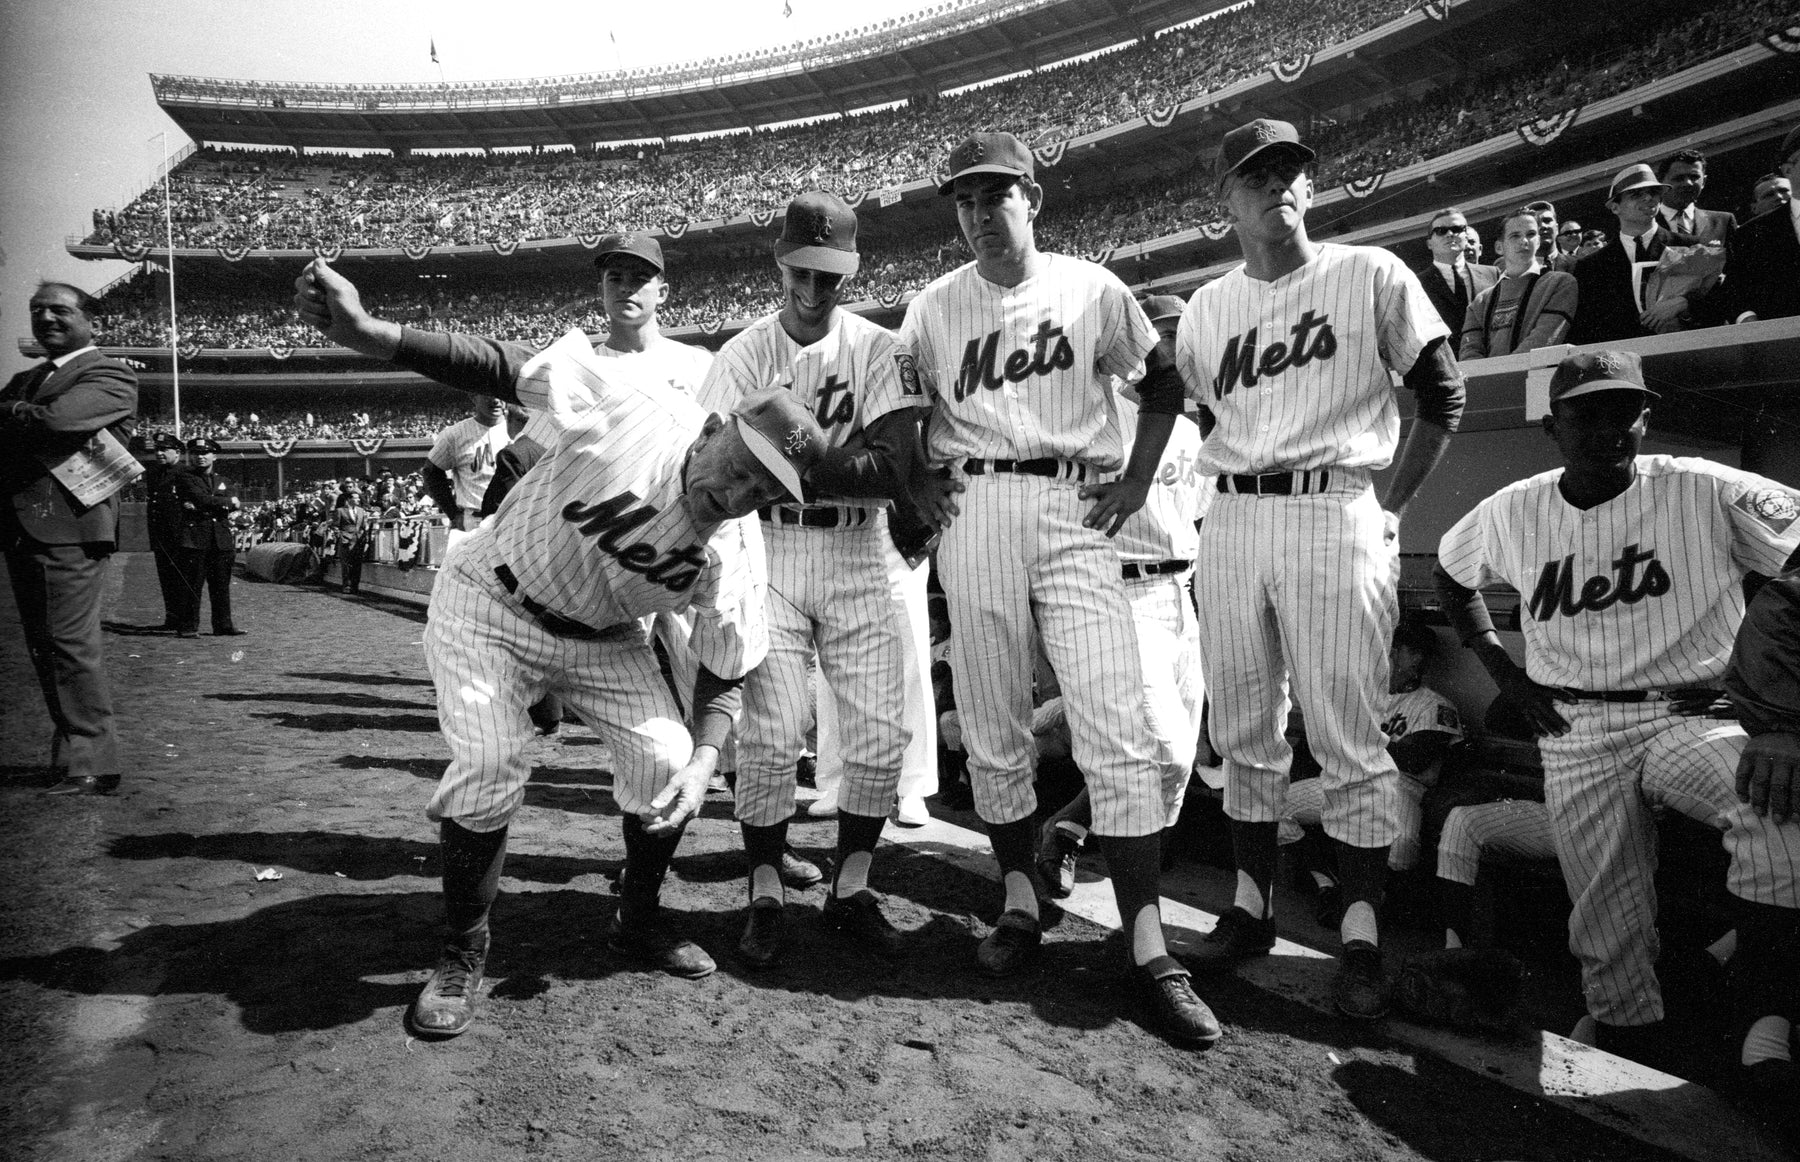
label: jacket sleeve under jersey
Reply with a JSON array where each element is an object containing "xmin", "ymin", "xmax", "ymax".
[{"xmin": 393, "ymin": 327, "xmax": 539, "ymax": 406}]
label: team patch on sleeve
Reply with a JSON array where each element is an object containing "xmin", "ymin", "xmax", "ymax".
[
  {"xmin": 1733, "ymin": 487, "xmax": 1800, "ymax": 534},
  {"xmin": 895, "ymin": 352, "xmax": 922, "ymax": 397},
  {"xmin": 1436, "ymin": 704, "xmax": 1461, "ymax": 732}
]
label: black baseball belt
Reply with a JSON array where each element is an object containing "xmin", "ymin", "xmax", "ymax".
[
  {"xmin": 1121, "ymin": 558, "xmax": 1191, "ymax": 580},
  {"xmin": 963, "ymin": 457, "xmax": 1091, "ymax": 484},
  {"xmin": 1557, "ymin": 686, "xmax": 1723, "ymax": 704},
  {"xmin": 1217, "ymin": 469, "xmax": 1332, "ymax": 496},
  {"xmin": 758, "ymin": 504, "xmax": 876, "ymax": 529},
  {"xmin": 494, "ymin": 564, "xmax": 608, "ymax": 641}
]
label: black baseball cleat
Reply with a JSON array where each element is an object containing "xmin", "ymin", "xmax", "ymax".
[
  {"xmin": 1133, "ymin": 955, "xmax": 1222, "ymax": 1048},
  {"xmin": 1333, "ymin": 939, "xmax": 1389, "ymax": 1020},
  {"xmin": 737, "ymin": 897, "xmax": 784, "ymax": 969},
  {"xmin": 45, "ymin": 773, "xmax": 120, "ymax": 797},
  {"xmin": 823, "ymin": 889, "xmax": 906, "ymax": 958},
  {"xmin": 1186, "ymin": 906, "xmax": 1276, "ymax": 973},
  {"xmin": 976, "ymin": 909, "xmax": 1042, "ymax": 977},
  {"xmin": 606, "ymin": 909, "xmax": 716, "ymax": 979},
  {"xmin": 779, "ymin": 846, "xmax": 824, "ymax": 890},
  {"xmin": 408, "ymin": 937, "xmax": 488, "ymax": 1039},
  {"xmin": 1036, "ymin": 824, "xmax": 1082, "ymax": 900}
]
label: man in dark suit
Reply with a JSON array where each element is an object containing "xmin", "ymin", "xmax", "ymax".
[
  {"xmin": 1570, "ymin": 164, "xmax": 1704, "ymax": 345},
  {"xmin": 144, "ymin": 431, "xmax": 191, "ymax": 631},
  {"xmin": 1412, "ymin": 207, "xmax": 1499, "ymax": 333},
  {"xmin": 1708, "ymin": 126, "xmax": 1800, "ymax": 325},
  {"xmin": 2, "ymin": 283, "xmax": 138, "ymax": 795},
  {"xmin": 174, "ymin": 437, "xmax": 245, "ymax": 637}
]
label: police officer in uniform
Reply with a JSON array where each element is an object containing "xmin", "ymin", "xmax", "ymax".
[
  {"xmin": 174, "ymin": 437, "xmax": 245, "ymax": 636},
  {"xmin": 144, "ymin": 432, "xmax": 192, "ymax": 631}
]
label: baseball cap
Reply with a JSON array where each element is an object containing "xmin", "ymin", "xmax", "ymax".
[
  {"xmin": 773, "ymin": 190, "xmax": 859, "ymax": 276},
  {"xmin": 152, "ymin": 431, "xmax": 185, "ymax": 452},
  {"xmin": 1547, "ymin": 350, "xmax": 1660, "ymax": 406},
  {"xmin": 937, "ymin": 132, "xmax": 1034, "ymax": 196},
  {"xmin": 592, "ymin": 231, "xmax": 664, "ymax": 272},
  {"xmin": 1215, "ymin": 119, "xmax": 1316, "ymax": 187},
  {"xmin": 186, "ymin": 437, "xmax": 222, "ymax": 454},
  {"xmin": 731, "ymin": 389, "xmax": 827, "ymax": 504},
  {"xmin": 1141, "ymin": 295, "xmax": 1186, "ymax": 323},
  {"xmin": 1607, "ymin": 164, "xmax": 1666, "ymax": 200}
]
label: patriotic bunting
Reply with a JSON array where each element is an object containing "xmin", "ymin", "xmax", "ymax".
[
  {"xmin": 698, "ymin": 318, "xmax": 722, "ymax": 335},
  {"xmin": 1762, "ymin": 24, "xmax": 1800, "ymax": 52},
  {"xmin": 1271, "ymin": 54, "xmax": 1312, "ymax": 83},
  {"xmin": 1343, "ymin": 173, "xmax": 1386, "ymax": 199},
  {"xmin": 665, "ymin": 219, "xmax": 689, "ymax": 239},
  {"xmin": 1145, "ymin": 105, "xmax": 1179, "ymax": 129},
  {"xmin": 312, "ymin": 243, "xmax": 342, "ymax": 262},
  {"xmin": 350, "ymin": 438, "xmax": 386, "ymax": 456},
  {"xmin": 115, "ymin": 241, "xmax": 152, "ymax": 261},
  {"xmin": 260, "ymin": 437, "xmax": 297, "ymax": 459},
  {"xmin": 490, "ymin": 239, "xmax": 519, "ymax": 256},
  {"xmin": 403, "ymin": 244, "xmax": 432, "ymax": 260},
  {"xmin": 1516, "ymin": 108, "xmax": 1580, "ymax": 147},
  {"xmin": 1200, "ymin": 221, "xmax": 1233, "ymax": 241},
  {"xmin": 218, "ymin": 246, "xmax": 249, "ymax": 262},
  {"xmin": 268, "ymin": 346, "xmax": 293, "ymax": 360},
  {"xmin": 576, "ymin": 232, "xmax": 603, "ymax": 249},
  {"xmin": 750, "ymin": 209, "xmax": 777, "ymax": 228},
  {"xmin": 1033, "ymin": 140, "xmax": 1068, "ymax": 168}
]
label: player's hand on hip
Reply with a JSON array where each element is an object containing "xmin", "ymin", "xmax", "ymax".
[
  {"xmin": 293, "ymin": 259, "xmax": 401, "ymax": 359},
  {"xmin": 911, "ymin": 467, "xmax": 964, "ymax": 528},
  {"xmin": 642, "ymin": 746, "xmax": 718, "ymax": 835},
  {"xmin": 1079, "ymin": 477, "xmax": 1151, "ymax": 538},
  {"xmin": 1735, "ymin": 731, "xmax": 1800, "ymax": 825},
  {"xmin": 1502, "ymin": 674, "xmax": 1572, "ymax": 738}
]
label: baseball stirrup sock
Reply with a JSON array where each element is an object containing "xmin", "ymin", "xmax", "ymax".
[
  {"xmin": 440, "ymin": 820, "xmax": 508, "ymax": 946},
  {"xmin": 1229, "ymin": 821, "xmax": 1279, "ymax": 918},
  {"xmin": 1742, "ymin": 1017, "xmax": 1793, "ymax": 1066},
  {"xmin": 741, "ymin": 820, "xmax": 787, "ymax": 901},
  {"xmin": 619, "ymin": 813, "xmax": 683, "ymax": 917}
]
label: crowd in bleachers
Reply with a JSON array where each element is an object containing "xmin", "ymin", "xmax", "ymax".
[{"xmin": 137, "ymin": 395, "xmax": 469, "ymax": 442}]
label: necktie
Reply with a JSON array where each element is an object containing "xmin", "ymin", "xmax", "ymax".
[
  {"xmin": 21, "ymin": 360, "xmax": 55, "ymax": 403},
  {"xmin": 1453, "ymin": 270, "xmax": 1469, "ymax": 316}
]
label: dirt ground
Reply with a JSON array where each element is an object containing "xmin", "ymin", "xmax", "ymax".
[{"xmin": 0, "ymin": 553, "xmax": 1692, "ymax": 1162}]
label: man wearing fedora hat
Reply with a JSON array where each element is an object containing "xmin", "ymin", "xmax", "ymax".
[
  {"xmin": 295, "ymin": 257, "xmax": 827, "ymax": 1039},
  {"xmin": 900, "ymin": 131, "xmax": 1222, "ymax": 1048},
  {"xmin": 699, "ymin": 189, "xmax": 947, "ymax": 967},
  {"xmin": 1436, "ymin": 349, "xmax": 1800, "ymax": 1075},
  {"xmin": 1570, "ymin": 163, "xmax": 1705, "ymax": 344}
]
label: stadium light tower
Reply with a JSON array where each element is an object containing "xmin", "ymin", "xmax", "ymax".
[{"xmin": 153, "ymin": 130, "xmax": 182, "ymax": 437}]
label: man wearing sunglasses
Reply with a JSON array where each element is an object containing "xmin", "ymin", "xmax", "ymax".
[{"xmin": 1414, "ymin": 208, "xmax": 1498, "ymax": 333}]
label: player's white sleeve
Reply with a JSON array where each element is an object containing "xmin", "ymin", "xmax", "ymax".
[
  {"xmin": 1095, "ymin": 271, "xmax": 1159, "ymax": 382},
  {"xmin": 513, "ymin": 330, "xmax": 624, "ymax": 426},
  {"xmin": 1716, "ymin": 469, "xmax": 1800, "ymax": 575},
  {"xmin": 1175, "ymin": 295, "xmax": 1207, "ymax": 407},
  {"xmin": 897, "ymin": 300, "xmax": 942, "ymax": 403},
  {"xmin": 858, "ymin": 326, "xmax": 927, "ymax": 427},
  {"xmin": 1374, "ymin": 253, "xmax": 1451, "ymax": 375},
  {"xmin": 1438, "ymin": 500, "xmax": 1508, "ymax": 591},
  {"xmin": 684, "ymin": 515, "xmax": 771, "ymax": 681},
  {"xmin": 427, "ymin": 423, "xmax": 459, "ymax": 470}
]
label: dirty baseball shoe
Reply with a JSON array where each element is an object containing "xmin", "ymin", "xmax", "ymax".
[
  {"xmin": 823, "ymin": 890, "xmax": 906, "ymax": 958},
  {"xmin": 1035, "ymin": 824, "xmax": 1082, "ymax": 899},
  {"xmin": 1132, "ymin": 955, "xmax": 1221, "ymax": 1048},
  {"xmin": 779, "ymin": 845, "xmax": 824, "ymax": 890},
  {"xmin": 977, "ymin": 909, "xmax": 1042, "ymax": 977},
  {"xmin": 1334, "ymin": 939, "xmax": 1389, "ymax": 1020},
  {"xmin": 606, "ymin": 909, "xmax": 716, "ymax": 979},
  {"xmin": 1187, "ymin": 906, "xmax": 1276, "ymax": 973},
  {"xmin": 408, "ymin": 936, "xmax": 488, "ymax": 1039},
  {"xmin": 737, "ymin": 897, "xmax": 785, "ymax": 969}
]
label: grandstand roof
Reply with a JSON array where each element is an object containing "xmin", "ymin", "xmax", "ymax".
[{"xmin": 152, "ymin": 0, "xmax": 1224, "ymax": 151}]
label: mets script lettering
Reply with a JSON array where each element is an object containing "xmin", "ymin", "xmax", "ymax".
[
  {"xmin": 1211, "ymin": 311, "xmax": 1336, "ymax": 400},
  {"xmin": 1526, "ymin": 544, "xmax": 1671, "ymax": 622},
  {"xmin": 562, "ymin": 493, "xmax": 706, "ymax": 592},
  {"xmin": 955, "ymin": 319, "xmax": 1075, "ymax": 401},
  {"xmin": 814, "ymin": 375, "xmax": 855, "ymax": 428}
]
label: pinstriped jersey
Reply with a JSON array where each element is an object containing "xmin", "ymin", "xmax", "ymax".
[
  {"xmin": 899, "ymin": 254, "xmax": 1158, "ymax": 471},
  {"xmin": 514, "ymin": 335, "xmax": 713, "ymax": 451},
  {"xmin": 1108, "ymin": 394, "xmax": 1209, "ymax": 564},
  {"xmin": 696, "ymin": 310, "xmax": 922, "ymax": 510},
  {"xmin": 1438, "ymin": 455, "xmax": 1800, "ymax": 690},
  {"xmin": 428, "ymin": 417, "xmax": 511, "ymax": 511},
  {"xmin": 489, "ymin": 329, "xmax": 769, "ymax": 680},
  {"xmin": 1174, "ymin": 243, "xmax": 1447, "ymax": 475}
]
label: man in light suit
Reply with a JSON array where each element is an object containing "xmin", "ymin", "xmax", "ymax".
[
  {"xmin": 1412, "ymin": 207, "xmax": 1499, "ymax": 333},
  {"xmin": 1, "ymin": 283, "xmax": 138, "ymax": 796},
  {"xmin": 1657, "ymin": 148, "xmax": 1737, "ymax": 245},
  {"xmin": 1570, "ymin": 164, "xmax": 1704, "ymax": 345}
]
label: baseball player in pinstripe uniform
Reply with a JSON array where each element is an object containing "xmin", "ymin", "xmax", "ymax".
[
  {"xmin": 1175, "ymin": 119, "xmax": 1465, "ymax": 1020},
  {"xmin": 697, "ymin": 190, "xmax": 940, "ymax": 967},
  {"xmin": 1435, "ymin": 348, "xmax": 1800, "ymax": 1071},
  {"xmin": 295, "ymin": 258, "xmax": 829, "ymax": 1040},
  {"xmin": 1035, "ymin": 294, "xmax": 1211, "ymax": 898},
  {"xmin": 900, "ymin": 132, "xmax": 1220, "ymax": 1047}
]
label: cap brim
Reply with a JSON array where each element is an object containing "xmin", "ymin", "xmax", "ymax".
[
  {"xmin": 1555, "ymin": 380, "xmax": 1660, "ymax": 403},
  {"xmin": 1610, "ymin": 179, "xmax": 1666, "ymax": 198},
  {"xmin": 936, "ymin": 164, "xmax": 1030, "ymax": 196},
  {"xmin": 1218, "ymin": 140, "xmax": 1315, "ymax": 186},
  {"xmin": 734, "ymin": 416, "xmax": 805, "ymax": 503},
  {"xmin": 774, "ymin": 242, "xmax": 858, "ymax": 276},
  {"xmin": 593, "ymin": 249, "xmax": 663, "ymax": 272}
]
